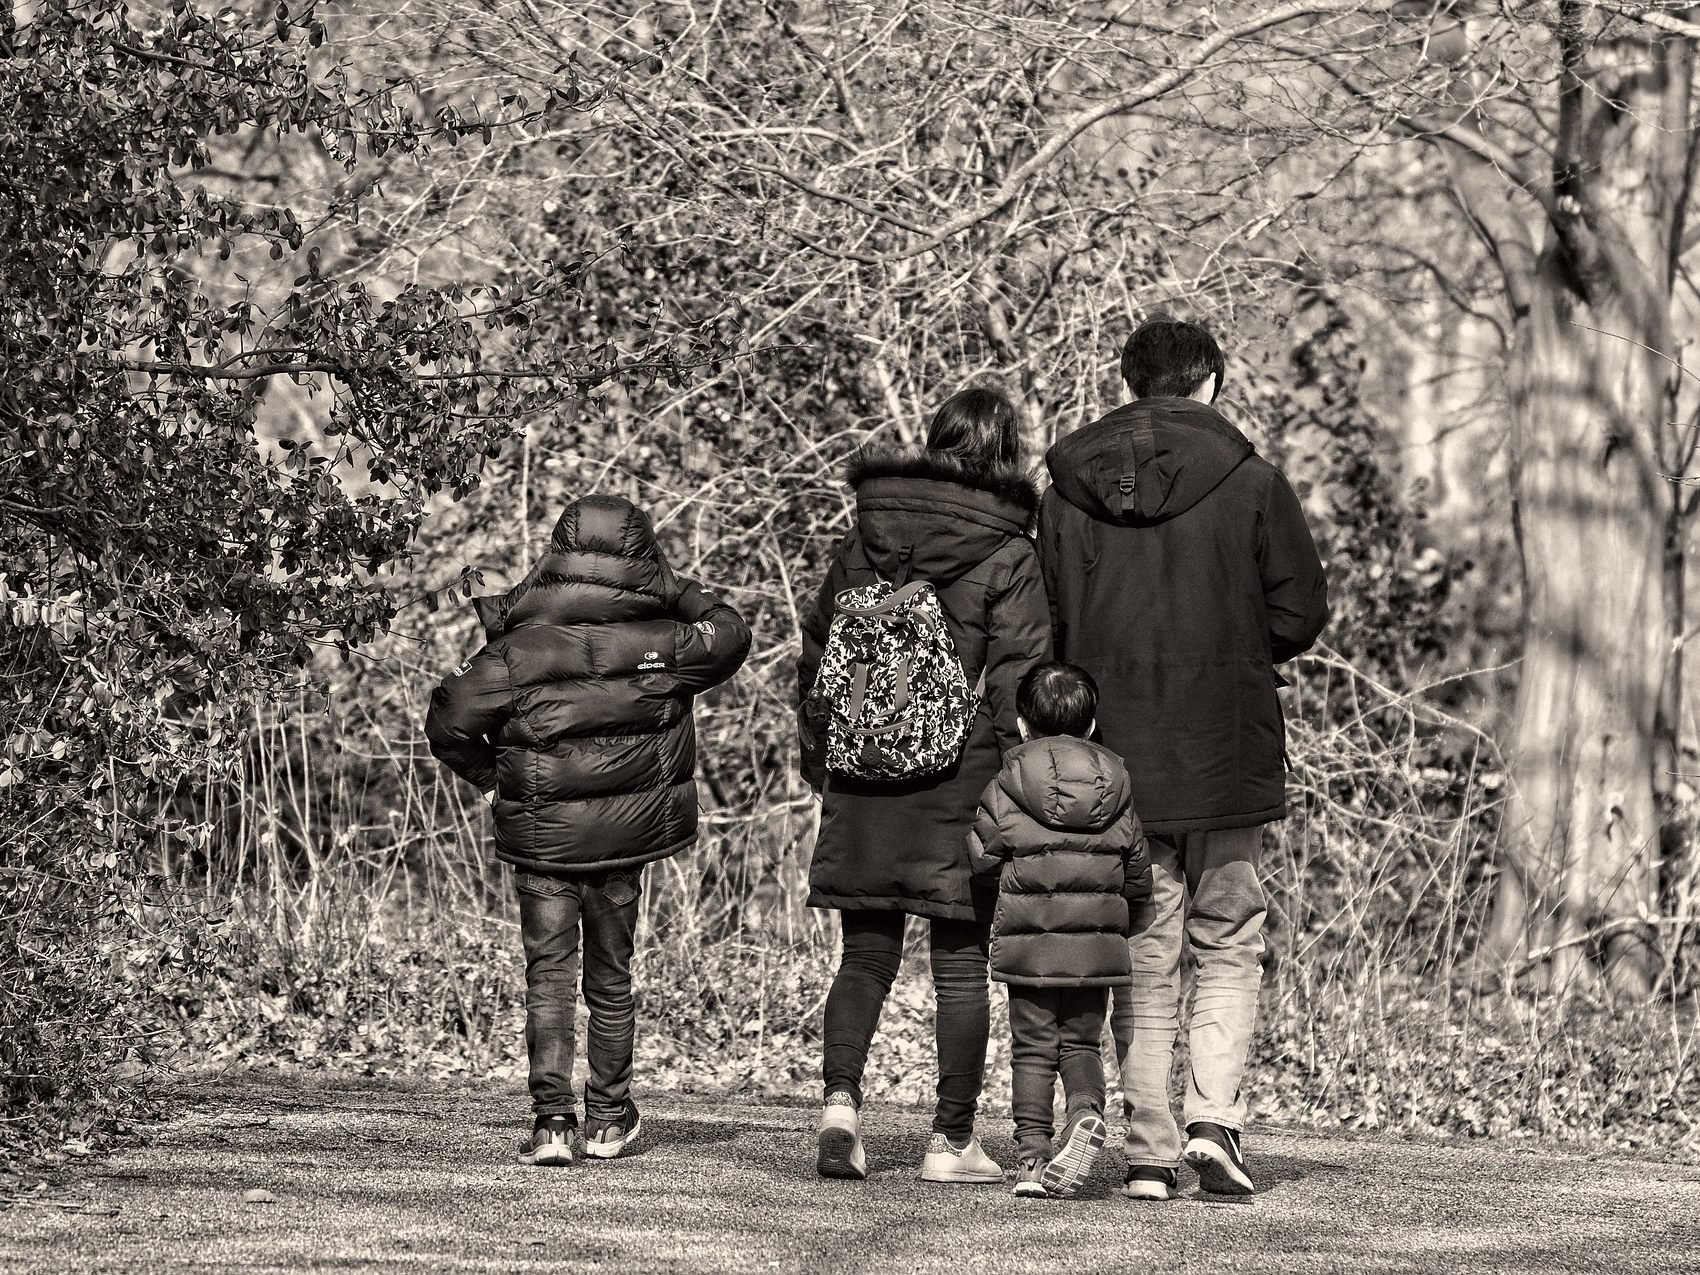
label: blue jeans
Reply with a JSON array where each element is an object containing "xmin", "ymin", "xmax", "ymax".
[
  {"xmin": 1110, "ymin": 826, "xmax": 1266, "ymax": 1169},
  {"xmin": 514, "ymin": 867, "xmax": 643, "ymax": 1121}
]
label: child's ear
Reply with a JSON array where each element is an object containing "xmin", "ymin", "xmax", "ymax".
[
  {"xmin": 1016, "ymin": 715, "xmax": 1032, "ymax": 741},
  {"xmin": 1087, "ymin": 717, "xmax": 1098, "ymax": 740}
]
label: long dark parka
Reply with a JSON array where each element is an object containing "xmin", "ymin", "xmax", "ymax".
[
  {"xmin": 425, "ymin": 494, "xmax": 751, "ymax": 876},
  {"xmin": 1041, "ymin": 398, "xmax": 1329, "ymax": 833},
  {"xmin": 798, "ymin": 445, "xmax": 1052, "ymax": 921}
]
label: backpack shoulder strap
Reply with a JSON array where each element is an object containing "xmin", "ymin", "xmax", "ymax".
[
  {"xmin": 836, "ymin": 580, "xmax": 932, "ymax": 617},
  {"xmin": 892, "ymin": 543, "xmax": 915, "ymax": 588}
]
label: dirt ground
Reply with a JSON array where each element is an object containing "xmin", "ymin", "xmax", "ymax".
[{"xmin": 3, "ymin": 1075, "xmax": 1697, "ymax": 1274}]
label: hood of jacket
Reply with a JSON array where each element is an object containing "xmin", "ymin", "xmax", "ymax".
[
  {"xmin": 999, "ymin": 736, "xmax": 1130, "ymax": 834},
  {"xmin": 847, "ymin": 443, "xmax": 1039, "ymax": 585},
  {"xmin": 1045, "ymin": 398, "xmax": 1254, "ymax": 526},
  {"xmin": 471, "ymin": 494, "xmax": 677, "ymax": 637}
]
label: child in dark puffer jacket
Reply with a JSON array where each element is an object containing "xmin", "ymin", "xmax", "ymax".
[
  {"xmin": 425, "ymin": 494, "xmax": 750, "ymax": 1168},
  {"xmin": 967, "ymin": 662, "xmax": 1151, "ymax": 1200}
]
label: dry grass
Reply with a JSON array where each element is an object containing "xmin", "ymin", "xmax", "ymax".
[{"xmin": 139, "ymin": 637, "xmax": 1700, "ymax": 1164}]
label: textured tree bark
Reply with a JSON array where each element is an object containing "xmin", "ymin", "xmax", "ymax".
[
  {"xmin": 1503, "ymin": 280, "xmax": 1667, "ymax": 994},
  {"xmin": 1493, "ymin": 15, "xmax": 1691, "ymax": 996}
]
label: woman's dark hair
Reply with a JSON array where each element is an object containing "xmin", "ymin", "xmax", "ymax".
[
  {"xmin": 1017, "ymin": 662, "xmax": 1098, "ymax": 738},
  {"xmin": 1120, "ymin": 317, "xmax": 1225, "ymax": 401},
  {"xmin": 925, "ymin": 386, "xmax": 1020, "ymax": 469}
]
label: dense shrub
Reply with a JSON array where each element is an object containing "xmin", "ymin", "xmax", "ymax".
[
  {"xmin": 110, "ymin": 305, "xmax": 1690, "ymax": 1165},
  {"xmin": 0, "ymin": 0, "xmax": 728, "ymax": 1163}
]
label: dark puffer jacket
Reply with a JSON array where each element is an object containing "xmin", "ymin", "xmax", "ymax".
[
  {"xmin": 425, "ymin": 494, "xmax": 751, "ymax": 876},
  {"xmin": 967, "ymin": 736, "xmax": 1149, "ymax": 987},
  {"xmin": 798, "ymin": 444, "xmax": 1052, "ymax": 921},
  {"xmin": 1041, "ymin": 398, "xmax": 1329, "ymax": 834}
]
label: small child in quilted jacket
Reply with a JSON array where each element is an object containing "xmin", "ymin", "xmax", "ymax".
[{"xmin": 967, "ymin": 662, "xmax": 1151, "ymax": 1199}]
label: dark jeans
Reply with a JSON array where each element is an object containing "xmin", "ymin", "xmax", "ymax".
[
  {"xmin": 1008, "ymin": 984, "xmax": 1108, "ymax": 1156},
  {"xmin": 514, "ymin": 867, "xmax": 643, "ymax": 1122},
  {"xmin": 821, "ymin": 909, "xmax": 991, "ymax": 1142}
]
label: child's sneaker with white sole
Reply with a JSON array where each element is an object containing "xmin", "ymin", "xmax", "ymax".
[
  {"xmin": 516, "ymin": 1114, "xmax": 576, "ymax": 1166},
  {"xmin": 1038, "ymin": 1110, "xmax": 1105, "ymax": 1198},
  {"xmin": 582, "ymin": 1101, "xmax": 642, "ymax": 1159},
  {"xmin": 1012, "ymin": 1153, "xmax": 1050, "ymax": 1198},
  {"xmin": 1119, "ymin": 1165, "xmax": 1179, "ymax": 1200}
]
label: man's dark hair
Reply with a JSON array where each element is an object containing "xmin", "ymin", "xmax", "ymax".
[
  {"xmin": 1017, "ymin": 662, "xmax": 1099, "ymax": 738},
  {"xmin": 1119, "ymin": 316, "xmax": 1225, "ymax": 401},
  {"xmin": 926, "ymin": 386, "xmax": 1020, "ymax": 469}
]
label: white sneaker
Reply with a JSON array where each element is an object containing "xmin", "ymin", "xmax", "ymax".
[
  {"xmin": 919, "ymin": 1132, "xmax": 1003, "ymax": 1183},
  {"xmin": 817, "ymin": 1092, "xmax": 867, "ymax": 1180}
]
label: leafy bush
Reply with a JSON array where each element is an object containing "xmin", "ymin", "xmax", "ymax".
[
  {"xmin": 118, "ymin": 314, "xmax": 1693, "ymax": 1165},
  {"xmin": 0, "ymin": 0, "xmax": 731, "ymax": 1162}
]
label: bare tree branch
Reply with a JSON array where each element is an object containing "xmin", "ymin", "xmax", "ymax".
[{"xmin": 773, "ymin": 0, "xmax": 1398, "ymax": 264}]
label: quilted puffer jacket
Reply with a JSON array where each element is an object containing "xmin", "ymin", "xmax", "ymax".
[
  {"xmin": 966, "ymin": 736, "xmax": 1150, "ymax": 987},
  {"xmin": 424, "ymin": 494, "xmax": 751, "ymax": 875}
]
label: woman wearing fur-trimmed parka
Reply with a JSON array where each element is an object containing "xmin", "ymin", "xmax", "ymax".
[{"xmin": 796, "ymin": 387, "xmax": 1051, "ymax": 1186}]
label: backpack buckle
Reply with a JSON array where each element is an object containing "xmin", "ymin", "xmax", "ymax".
[{"xmin": 1118, "ymin": 473, "xmax": 1137, "ymax": 494}]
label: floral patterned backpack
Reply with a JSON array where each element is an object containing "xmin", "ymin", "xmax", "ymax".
[{"xmin": 810, "ymin": 578, "xmax": 982, "ymax": 781}]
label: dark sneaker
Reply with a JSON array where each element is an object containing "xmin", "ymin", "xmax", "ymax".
[
  {"xmin": 1119, "ymin": 1165, "xmax": 1179, "ymax": 1201},
  {"xmin": 1184, "ymin": 1122, "xmax": 1254, "ymax": 1195},
  {"xmin": 1039, "ymin": 1110, "xmax": 1106, "ymax": 1199},
  {"xmin": 517, "ymin": 1115, "xmax": 575, "ymax": 1167},
  {"xmin": 1012, "ymin": 1154, "xmax": 1049, "ymax": 1198},
  {"xmin": 583, "ymin": 1101, "xmax": 642, "ymax": 1159}
]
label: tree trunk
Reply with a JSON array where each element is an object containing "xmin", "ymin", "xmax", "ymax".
[
  {"xmin": 1494, "ymin": 23, "xmax": 1691, "ymax": 997},
  {"xmin": 1502, "ymin": 262, "xmax": 1669, "ymax": 996}
]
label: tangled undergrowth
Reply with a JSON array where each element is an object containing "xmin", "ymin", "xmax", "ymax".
[
  {"xmin": 157, "ymin": 872, "xmax": 1700, "ymax": 1163},
  {"xmin": 28, "ymin": 641, "xmax": 1681, "ymax": 1171}
]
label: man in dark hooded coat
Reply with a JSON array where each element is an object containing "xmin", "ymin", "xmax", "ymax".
[{"xmin": 1038, "ymin": 318, "xmax": 1328, "ymax": 1199}]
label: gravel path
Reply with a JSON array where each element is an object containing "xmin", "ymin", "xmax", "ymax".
[{"xmin": 3, "ymin": 1076, "xmax": 1696, "ymax": 1273}]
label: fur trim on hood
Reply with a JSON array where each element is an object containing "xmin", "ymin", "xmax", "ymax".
[{"xmin": 845, "ymin": 443, "xmax": 1040, "ymax": 514}]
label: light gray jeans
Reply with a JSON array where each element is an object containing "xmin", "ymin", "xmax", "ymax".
[{"xmin": 1110, "ymin": 824, "xmax": 1266, "ymax": 1170}]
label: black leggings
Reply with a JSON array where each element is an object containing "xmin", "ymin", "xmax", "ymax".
[{"xmin": 821, "ymin": 909, "xmax": 992, "ymax": 1142}]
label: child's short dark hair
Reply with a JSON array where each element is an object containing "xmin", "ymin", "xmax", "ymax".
[
  {"xmin": 1017, "ymin": 662, "xmax": 1098, "ymax": 738},
  {"xmin": 1120, "ymin": 316, "xmax": 1225, "ymax": 401}
]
